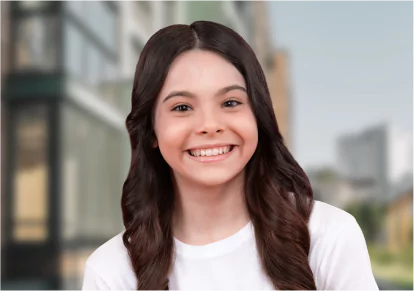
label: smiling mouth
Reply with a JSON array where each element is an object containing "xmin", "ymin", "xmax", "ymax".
[{"xmin": 187, "ymin": 145, "xmax": 235, "ymax": 157}]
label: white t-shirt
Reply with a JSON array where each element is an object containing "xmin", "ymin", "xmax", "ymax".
[{"xmin": 82, "ymin": 201, "xmax": 379, "ymax": 290}]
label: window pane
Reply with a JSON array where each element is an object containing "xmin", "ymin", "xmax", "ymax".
[
  {"xmin": 13, "ymin": 223, "xmax": 47, "ymax": 242},
  {"xmin": 100, "ymin": 61, "xmax": 117, "ymax": 105},
  {"xmin": 60, "ymin": 249, "xmax": 95, "ymax": 289},
  {"xmin": 64, "ymin": 21, "xmax": 84, "ymax": 79},
  {"xmin": 83, "ymin": 1, "xmax": 98, "ymax": 37},
  {"xmin": 165, "ymin": 1, "xmax": 176, "ymax": 26},
  {"xmin": 85, "ymin": 43, "xmax": 101, "ymax": 86},
  {"xmin": 61, "ymin": 156, "xmax": 78, "ymax": 240},
  {"xmin": 12, "ymin": 105, "xmax": 49, "ymax": 242},
  {"xmin": 134, "ymin": 2, "xmax": 152, "ymax": 32},
  {"xmin": 84, "ymin": 1, "xmax": 116, "ymax": 52},
  {"xmin": 65, "ymin": 1, "xmax": 84, "ymax": 19},
  {"xmin": 137, "ymin": 1, "xmax": 151, "ymax": 13},
  {"xmin": 15, "ymin": 16, "xmax": 58, "ymax": 71},
  {"xmin": 61, "ymin": 106, "xmax": 125, "ymax": 240},
  {"xmin": 102, "ymin": 3, "xmax": 116, "ymax": 51},
  {"xmin": 18, "ymin": 1, "xmax": 50, "ymax": 10}
]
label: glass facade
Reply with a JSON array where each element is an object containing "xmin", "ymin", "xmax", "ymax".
[
  {"xmin": 83, "ymin": 1, "xmax": 117, "ymax": 52},
  {"xmin": 65, "ymin": 1, "xmax": 83, "ymax": 19},
  {"xmin": 63, "ymin": 21, "xmax": 84, "ymax": 78},
  {"xmin": 63, "ymin": 2, "xmax": 119, "ymax": 108},
  {"xmin": 4, "ymin": 2, "xmax": 127, "ymax": 289},
  {"xmin": 60, "ymin": 105, "xmax": 125, "ymax": 241},
  {"xmin": 133, "ymin": 1, "xmax": 152, "ymax": 32},
  {"xmin": 14, "ymin": 15, "xmax": 58, "ymax": 72},
  {"xmin": 65, "ymin": 1, "xmax": 117, "ymax": 53},
  {"xmin": 164, "ymin": 1, "xmax": 177, "ymax": 26},
  {"xmin": 61, "ymin": 2, "xmax": 125, "ymax": 241},
  {"xmin": 12, "ymin": 104, "xmax": 49, "ymax": 243},
  {"xmin": 18, "ymin": 1, "xmax": 51, "ymax": 10}
]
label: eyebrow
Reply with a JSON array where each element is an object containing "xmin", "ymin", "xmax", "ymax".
[{"xmin": 162, "ymin": 84, "xmax": 247, "ymax": 103}]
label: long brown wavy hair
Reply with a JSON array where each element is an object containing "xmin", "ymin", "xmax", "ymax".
[{"xmin": 122, "ymin": 20, "xmax": 316, "ymax": 290}]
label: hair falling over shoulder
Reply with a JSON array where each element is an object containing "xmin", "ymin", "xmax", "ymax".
[{"xmin": 122, "ymin": 21, "xmax": 316, "ymax": 290}]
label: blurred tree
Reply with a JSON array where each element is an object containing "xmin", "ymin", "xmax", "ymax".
[
  {"xmin": 345, "ymin": 201, "xmax": 386, "ymax": 243},
  {"xmin": 315, "ymin": 168, "xmax": 337, "ymax": 183}
]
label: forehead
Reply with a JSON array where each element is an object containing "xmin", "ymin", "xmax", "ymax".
[{"xmin": 159, "ymin": 50, "xmax": 246, "ymax": 96}]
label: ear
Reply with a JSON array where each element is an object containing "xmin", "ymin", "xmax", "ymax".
[{"xmin": 153, "ymin": 139, "xmax": 158, "ymax": 148}]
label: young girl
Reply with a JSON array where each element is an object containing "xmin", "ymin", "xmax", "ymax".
[{"xmin": 82, "ymin": 21, "xmax": 379, "ymax": 290}]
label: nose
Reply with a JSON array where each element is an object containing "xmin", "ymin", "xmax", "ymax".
[{"xmin": 196, "ymin": 110, "xmax": 224, "ymax": 136}]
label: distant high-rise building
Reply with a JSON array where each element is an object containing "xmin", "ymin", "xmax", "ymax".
[
  {"xmin": 306, "ymin": 167, "xmax": 356, "ymax": 208},
  {"xmin": 336, "ymin": 123, "xmax": 413, "ymax": 201}
]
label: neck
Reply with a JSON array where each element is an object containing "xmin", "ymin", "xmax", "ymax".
[{"xmin": 172, "ymin": 170, "xmax": 250, "ymax": 246}]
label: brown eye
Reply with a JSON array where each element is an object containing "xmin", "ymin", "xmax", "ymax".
[
  {"xmin": 222, "ymin": 100, "xmax": 241, "ymax": 108},
  {"xmin": 172, "ymin": 105, "xmax": 192, "ymax": 112}
]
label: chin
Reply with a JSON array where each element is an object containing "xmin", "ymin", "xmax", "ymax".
[{"xmin": 185, "ymin": 168, "xmax": 245, "ymax": 188}]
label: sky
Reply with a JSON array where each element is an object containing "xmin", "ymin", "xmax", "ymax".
[{"xmin": 268, "ymin": 1, "xmax": 413, "ymax": 170}]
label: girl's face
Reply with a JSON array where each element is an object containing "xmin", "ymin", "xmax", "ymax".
[{"xmin": 153, "ymin": 50, "xmax": 258, "ymax": 187}]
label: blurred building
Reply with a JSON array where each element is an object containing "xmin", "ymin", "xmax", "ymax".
[
  {"xmin": 266, "ymin": 51, "xmax": 292, "ymax": 149},
  {"xmin": 2, "ymin": 1, "xmax": 127, "ymax": 289},
  {"xmin": 336, "ymin": 123, "xmax": 413, "ymax": 202},
  {"xmin": 386, "ymin": 187, "xmax": 413, "ymax": 252},
  {"xmin": 1, "ymin": 1, "xmax": 269, "ymax": 290},
  {"xmin": 251, "ymin": 2, "xmax": 292, "ymax": 149},
  {"xmin": 306, "ymin": 167, "xmax": 358, "ymax": 208},
  {"xmin": 118, "ymin": 0, "xmax": 256, "ymax": 101},
  {"xmin": 252, "ymin": 1, "xmax": 273, "ymax": 74},
  {"xmin": 118, "ymin": 1, "xmax": 184, "ymax": 80},
  {"xmin": 185, "ymin": 1, "xmax": 254, "ymax": 44},
  {"xmin": 222, "ymin": 0, "xmax": 256, "ymax": 42},
  {"xmin": 1, "ymin": 0, "xmax": 11, "ymax": 254}
]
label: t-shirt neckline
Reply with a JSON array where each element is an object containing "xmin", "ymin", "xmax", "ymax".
[{"xmin": 173, "ymin": 221, "xmax": 254, "ymax": 259}]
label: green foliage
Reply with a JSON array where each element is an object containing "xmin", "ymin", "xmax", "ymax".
[
  {"xmin": 315, "ymin": 168, "xmax": 337, "ymax": 183},
  {"xmin": 344, "ymin": 201, "xmax": 386, "ymax": 243},
  {"xmin": 370, "ymin": 247, "xmax": 395, "ymax": 264},
  {"xmin": 398, "ymin": 246, "xmax": 413, "ymax": 267},
  {"xmin": 368, "ymin": 244, "xmax": 413, "ymax": 290}
]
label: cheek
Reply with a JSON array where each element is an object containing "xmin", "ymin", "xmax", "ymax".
[
  {"xmin": 155, "ymin": 115, "xmax": 190, "ymax": 156},
  {"xmin": 230, "ymin": 111, "xmax": 258, "ymax": 147}
]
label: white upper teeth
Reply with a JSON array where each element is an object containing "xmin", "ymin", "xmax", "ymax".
[{"xmin": 189, "ymin": 146, "xmax": 232, "ymax": 157}]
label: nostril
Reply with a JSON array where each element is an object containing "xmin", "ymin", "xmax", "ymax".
[{"xmin": 199, "ymin": 129, "xmax": 223, "ymax": 135}]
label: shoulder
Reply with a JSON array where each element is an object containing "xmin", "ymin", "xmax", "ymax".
[
  {"xmin": 307, "ymin": 200, "xmax": 378, "ymax": 290},
  {"xmin": 82, "ymin": 231, "xmax": 137, "ymax": 290},
  {"xmin": 308, "ymin": 200, "xmax": 358, "ymax": 238},
  {"xmin": 308, "ymin": 200, "xmax": 364, "ymax": 259}
]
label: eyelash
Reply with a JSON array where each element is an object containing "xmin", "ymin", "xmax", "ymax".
[
  {"xmin": 171, "ymin": 100, "xmax": 242, "ymax": 112},
  {"xmin": 172, "ymin": 104, "xmax": 192, "ymax": 112},
  {"xmin": 222, "ymin": 100, "xmax": 242, "ymax": 108}
]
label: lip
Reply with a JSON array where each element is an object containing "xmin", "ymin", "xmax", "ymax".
[
  {"xmin": 186, "ymin": 146, "xmax": 237, "ymax": 163},
  {"xmin": 186, "ymin": 143, "xmax": 234, "ymax": 151}
]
